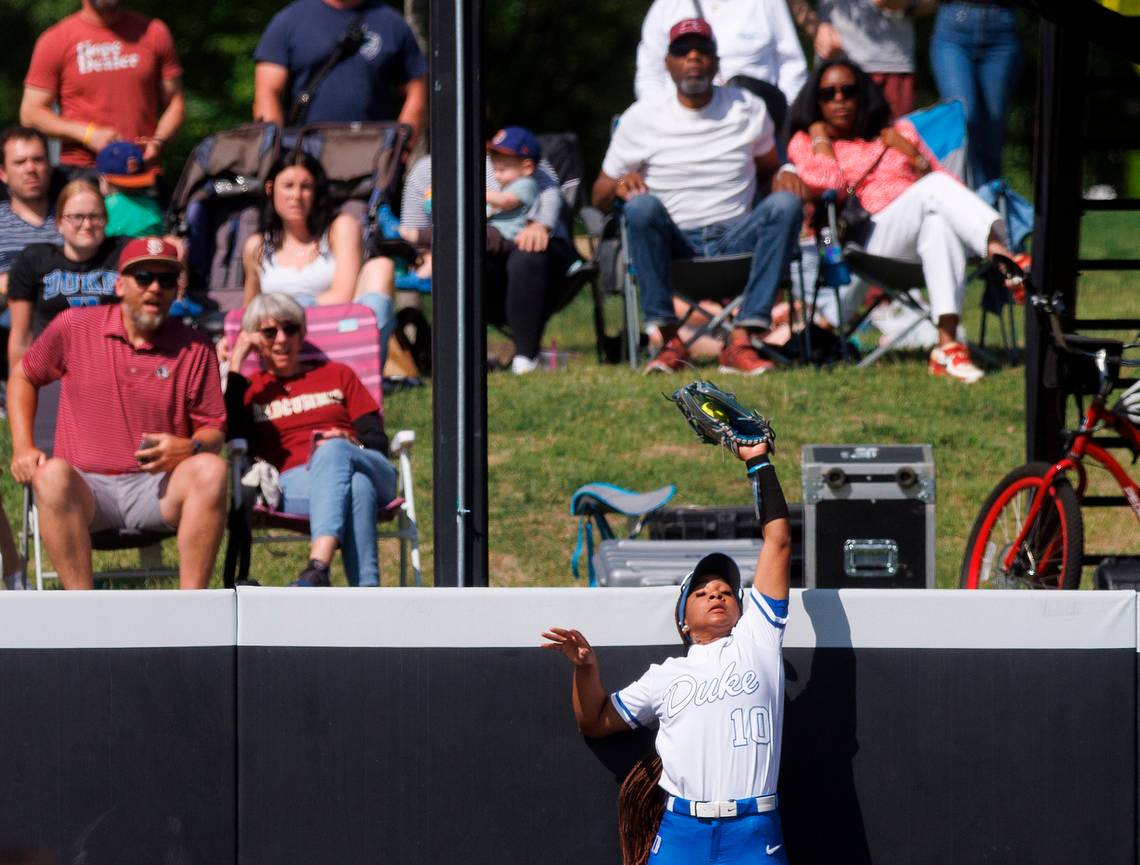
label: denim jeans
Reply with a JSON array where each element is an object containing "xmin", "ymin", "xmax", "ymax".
[
  {"xmin": 623, "ymin": 191, "xmax": 803, "ymax": 331},
  {"xmin": 930, "ymin": 3, "xmax": 1021, "ymax": 188},
  {"xmin": 279, "ymin": 438, "xmax": 397, "ymax": 587}
]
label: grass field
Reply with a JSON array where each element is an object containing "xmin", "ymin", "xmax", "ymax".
[{"xmin": 4, "ymin": 211, "xmax": 1138, "ymax": 590}]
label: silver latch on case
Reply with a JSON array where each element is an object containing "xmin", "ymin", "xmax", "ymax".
[{"xmin": 843, "ymin": 539, "xmax": 899, "ymax": 577}]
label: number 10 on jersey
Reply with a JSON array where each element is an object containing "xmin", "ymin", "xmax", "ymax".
[{"xmin": 729, "ymin": 705, "xmax": 771, "ymax": 747}]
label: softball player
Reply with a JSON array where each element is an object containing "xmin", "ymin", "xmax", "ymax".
[{"xmin": 543, "ymin": 442, "xmax": 791, "ymax": 865}]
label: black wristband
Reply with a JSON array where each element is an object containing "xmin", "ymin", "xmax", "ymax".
[
  {"xmin": 752, "ymin": 462, "xmax": 789, "ymax": 525},
  {"xmin": 745, "ymin": 456, "xmax": 772, "ymax": 475}
]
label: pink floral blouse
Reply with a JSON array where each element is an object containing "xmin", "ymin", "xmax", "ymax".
[{"xmin": 787, "ymin": 120, "xmax": 955, "ymax": 215}]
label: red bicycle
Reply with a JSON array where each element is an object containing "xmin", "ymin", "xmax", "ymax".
[{"xmin": 961, "ymin": 295, "xmax": 1140, "ymax": 589}]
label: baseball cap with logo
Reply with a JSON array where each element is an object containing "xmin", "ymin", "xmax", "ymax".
[
  {"xmin": 119, "ymin": 237, "xmax": 181, "ymax": 273},
  {"xmin": 674, "ymin": 552, "xmax": 743, "ymax": 644},
  {"xmin": 96, "ymin": 141, "xmax": 159, "ymax": 189},
  {"xmin": 487, "ymin": 126, "xmax": 542, "ymax": 163},
  {"xmin": 668, "ymin": 18, "xmax": 716, "ymax": 47}
]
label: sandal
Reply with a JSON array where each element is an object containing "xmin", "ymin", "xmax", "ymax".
[{"xmin": 989, "ymin": 252, "xmax": 1027, "ymax": 304}]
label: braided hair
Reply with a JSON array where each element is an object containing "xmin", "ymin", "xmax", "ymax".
[{"xmin": 618, "ymin": 754, "xmax": 666, "ymax": 865}]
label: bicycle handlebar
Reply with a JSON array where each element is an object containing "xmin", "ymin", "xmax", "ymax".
[{"xmin": 1029, "ymin": 292, "xmax": 1140, "ymax": 369}]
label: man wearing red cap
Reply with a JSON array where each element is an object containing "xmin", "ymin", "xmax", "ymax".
[
  {"xmin": 8, "ymin": 237, "xmax": 227, "ymax": 590},
  {"xmin": 594, "ymin": 19, "xmax": 807, "ymax": 375}
]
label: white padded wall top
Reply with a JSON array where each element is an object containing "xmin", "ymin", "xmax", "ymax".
[
  {"xmin": 0, "ymin": 589, "xmax": 236, "ymax": 649},
  {"xmin": 234, "ymin": 587, "xmax": 1138, "ymax": 651}
]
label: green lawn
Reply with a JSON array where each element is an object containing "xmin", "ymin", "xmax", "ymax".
[{"xmin": 5, "ymin": 211, "xmax": 1138, "ymax": 589}]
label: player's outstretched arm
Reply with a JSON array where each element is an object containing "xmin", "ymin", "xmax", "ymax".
[
  {"xmin": 541, "ymin": 627, "xmax": 628, "ymax": 738},
  {"xmin": 737, "ymin": 442, "xmax": 791, "ymax": 601}
]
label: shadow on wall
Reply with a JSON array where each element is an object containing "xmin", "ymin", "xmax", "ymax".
[{"xmin": 781, "ymin": 589, "xmax": 872, "ymax": 865}]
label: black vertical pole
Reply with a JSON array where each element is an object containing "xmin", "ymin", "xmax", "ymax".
[
  {"xmin": 1026, "ymin": 19, "xmax": 1086, "ymax": 463},
  {"xmin": 431, "ymin": 0, "xmax": 489, "ymax": 586}
]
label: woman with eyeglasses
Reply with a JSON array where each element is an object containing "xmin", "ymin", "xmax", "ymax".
[
  {"xmin": 785, "ymin": 59, "xmax": 1018, "ymax": 384},
  {"xmin": 242, "ymin": 151, "xmax": 397, "ymax": 363},
  {"xmin": 225, "ymin": 292, "xmax": 396, "ymax": 587},
  {"xmin": 7, "ymin": 179, "xmax": 131, "ymax": 453},
  {"xmin": 7, "ymin": 179, "xmax": 130, "ymax": 370}
]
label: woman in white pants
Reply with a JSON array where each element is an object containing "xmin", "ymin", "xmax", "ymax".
[{"xmin": 786, "ymin": 58, "xmax": 1017, "ymax": 383}]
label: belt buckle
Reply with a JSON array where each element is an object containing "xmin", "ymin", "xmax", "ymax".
[{"xmin": 695, "ymin": 800, "xmax": 736, "ymax": 818}]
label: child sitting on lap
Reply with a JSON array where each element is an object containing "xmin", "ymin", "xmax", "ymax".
[{"xmin": 485, "ymin": 126, "xmax": 541, "ymax": 244}]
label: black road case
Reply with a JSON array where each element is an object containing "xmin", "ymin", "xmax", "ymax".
[{"xmin": 802, "ymin": 444, "xmax": 935, "ymax": 589}]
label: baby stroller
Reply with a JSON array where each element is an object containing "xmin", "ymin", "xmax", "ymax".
[{"xmin": 166, "ymin": 121, "xmax": 412, "ymax": 327}]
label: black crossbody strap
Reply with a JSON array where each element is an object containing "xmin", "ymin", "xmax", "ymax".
[
  {"xmin": 692, "ymin": 0, "xmax": 706, "ymax": 17},
  {"xmin": 847, "ymin": 144, "xmax": 889, "ymax": 197},
  {"xmin": 288, "ymin": 11, "xmax": 368, "ymax": 126}
]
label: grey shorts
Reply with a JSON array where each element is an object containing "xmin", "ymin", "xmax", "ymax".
[{"xmin": 77, "ymin": 470, "xmax": 175, "ymax": 534}]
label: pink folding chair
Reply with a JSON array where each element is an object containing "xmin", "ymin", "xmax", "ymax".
[{"xmin": 222, "ymin": 303, "xmax": 420, "ymax": 586}]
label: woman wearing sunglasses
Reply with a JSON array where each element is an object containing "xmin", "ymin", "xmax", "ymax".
[
  {"xmin": 242, "ymin": 151, "xmax": 396, "ymax": 363},
  {"xmin": 225, "ymin": 292, "xmax": 396, "ymax": 587},
  {"xmin": 785, "ymin": 59, "xmax": 1017, "ymax": 383}
]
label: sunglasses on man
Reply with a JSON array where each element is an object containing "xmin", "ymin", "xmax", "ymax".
[
  {"xmin": 128, "ymin": 270, "xmax": 180, "ymax": 290},
  {"xmin": 668, "ymin": 38, "xmax": 716, "ymax": 57},
  {"xmin": 818, "ymin": 84, "xmax": 859, "ymax": 102},
  {"xmin": 259, "ymin": 323, "xmax": 302, "ymax": 341}
]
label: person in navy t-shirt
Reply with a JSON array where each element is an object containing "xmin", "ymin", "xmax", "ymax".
[{"xmin": 253, "ymin": 0, "xmax": 428, "ymax": 143}]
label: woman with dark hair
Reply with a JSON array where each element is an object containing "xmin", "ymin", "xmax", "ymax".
[
  {"xmin": 786, "ymin": 59, "xmax": 1016, "ymax": 383},
  {"xmin": 543, "ymin": 442, "xmax": 793, "ymax": 865},
  {"xmin": 241, "ymin": 150, "xmax": 396, "ymax": 356}
]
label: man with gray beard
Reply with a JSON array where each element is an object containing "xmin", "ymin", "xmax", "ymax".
[
  {"xmin": 593, "ymin": 19, "xmax": 807, "ymax": 376},
  {"xmin": 21, "ymin": 0, "xmax": 184, "ymax": 175},
  {"xmin": 8, "ymin": 238, "xmax": 227, "ymax": 590}
]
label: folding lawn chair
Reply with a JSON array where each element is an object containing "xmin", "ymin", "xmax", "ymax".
[
  {"xmin": 21, "ymin": 486, "xmax": 178, "ymax": 590},
  {"xmin": 221, "ymin": 303, "xmax": 421, "ymax": 586}
]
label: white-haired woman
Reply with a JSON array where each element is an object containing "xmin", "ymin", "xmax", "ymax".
[{"xmin": 225, "ymin": 292, "xmax": 396, "ymax": 586}]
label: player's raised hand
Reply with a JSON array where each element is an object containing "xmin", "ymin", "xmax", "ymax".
[
  {"xmin": 541, "ymin": 627, "xmax": 597, "ymax": 667},
  {"xmin": 737, "ymin": 441, "xmax": 770, "ymax": 462}
]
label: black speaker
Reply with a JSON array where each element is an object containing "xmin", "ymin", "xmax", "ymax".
[{"xmin": 802, "ymin": 444, "xmax": 935, "ymax": 589}]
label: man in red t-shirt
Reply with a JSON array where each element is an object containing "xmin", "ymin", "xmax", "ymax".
[
  {"xmin": 20, "ymin": 0, "xmax": 184, "ymax": 171},
  {"xmin": 8, "ymin": 238, "xmax": 227, "ymax": 590}
]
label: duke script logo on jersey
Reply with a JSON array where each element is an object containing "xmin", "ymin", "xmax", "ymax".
[{"xmin": 662, "ymin": 660, "xmax": 760, "ymax": 719}]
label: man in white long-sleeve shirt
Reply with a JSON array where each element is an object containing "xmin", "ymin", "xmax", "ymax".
[{"xmin": 634, "ymin": 0, "xmax": 808, "ymax": 113}]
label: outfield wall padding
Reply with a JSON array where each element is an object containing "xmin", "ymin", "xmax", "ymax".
[
  {"xmin": 1, "ymin": 588, "xmax": 1135, "ymax": 865},
  {"xmin": 0, "ymin": 591, "xmax": 237, "ymax": 865}
]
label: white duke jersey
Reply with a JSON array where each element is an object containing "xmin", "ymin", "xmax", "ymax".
[{"xmin": 611, "ymin": 587, "xmax": 788, "ymax": 801}]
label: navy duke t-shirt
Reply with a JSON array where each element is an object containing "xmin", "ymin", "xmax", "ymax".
[{"xmin": 255, "ymin": 0, "xmax": 427, "ymax": 123}]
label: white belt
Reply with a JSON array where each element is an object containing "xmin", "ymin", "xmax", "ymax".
[{"xmin": 666, "ymin": 793, "xmax": 778, "ymax": 819}]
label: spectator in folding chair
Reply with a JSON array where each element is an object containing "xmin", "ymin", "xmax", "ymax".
[
  {"xmin": 223, "ymin": 293, "xmax": 397, "ymax": 587},
  {"xmin": 785, "ymin": 59, "xmax": 1021, "ymax": 383},
  {"xmin": 396, "ymin": 146, "xmax": 578, "ymax": 375},
  {"xmin": 8, "ymin": 238, "xmax": 227, "ymax": 590},
  {"xmin": 242, "ymin": 150, "xmax": 397, "ymax": 361},
  {"xmin": 594, "ymin": 18, "xmax": 806, "ymax": 376}
]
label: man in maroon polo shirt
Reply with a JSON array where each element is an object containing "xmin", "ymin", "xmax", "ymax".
[{"xmin": 8, "ymin": 237, "xmax": 227, "ymax": 590}]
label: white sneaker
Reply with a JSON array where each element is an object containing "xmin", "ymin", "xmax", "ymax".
[
  {"xmin": 511, "ymin": 355, "xmax": 538, "ymax": 375},
  {"xmin": 929, "ymin": 342, "xmax": 984, "ymax": 383}
]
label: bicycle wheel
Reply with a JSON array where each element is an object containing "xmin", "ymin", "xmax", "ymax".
[{"xmin": 960, "ymin": 462, "xmax": 1083, "ymax": 589}]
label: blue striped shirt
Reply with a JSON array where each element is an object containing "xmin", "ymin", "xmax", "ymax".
[{"xmin": 0, "ymin": 202, "xmax": 61, "ymax": 274}]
